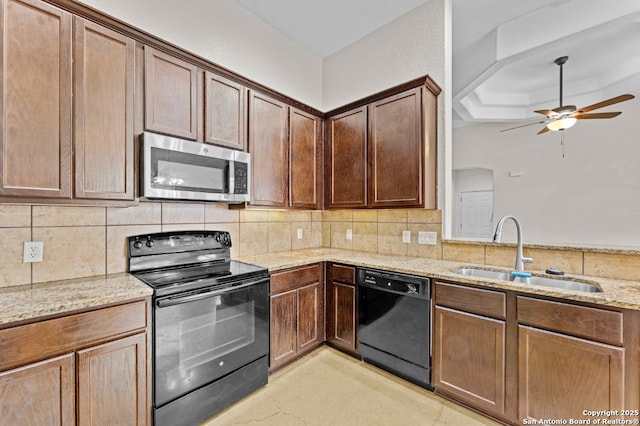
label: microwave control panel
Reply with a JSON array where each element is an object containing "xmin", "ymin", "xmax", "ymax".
[{"xmin": 234, "ymin": 162, "xmax": 248, "ymax": 194}]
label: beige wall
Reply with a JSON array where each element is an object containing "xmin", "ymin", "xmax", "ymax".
[
  {"xmin": 0, "ymin": 203, "xmax": 323, "ymax": 288},
  {"xmin": 1, "ymin": 203, "xmax": 638, "ymax": 288}
]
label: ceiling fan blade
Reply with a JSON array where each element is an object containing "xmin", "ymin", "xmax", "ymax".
[
  {"xmin": 534, "ymin": 109, "xmax": 559, "ymax": 118},
  {"xmin": 575, "ymin": 112, "xmax": 622, "ymax": 119},
  {"xmin": 499, "ymin": 120, "xmax": 547, "ymax": 132},
  {"xmin": 578, "ymin": 94, "xmax": 635, "ymax": 113},
  {"xmin": 537, "ymin": 125, "xmax": 550, "ymax": 135}
]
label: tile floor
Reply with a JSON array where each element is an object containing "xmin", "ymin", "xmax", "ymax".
[{"xmin": 202, "ymin": 347, "xmax": 500, "ymax": 425}]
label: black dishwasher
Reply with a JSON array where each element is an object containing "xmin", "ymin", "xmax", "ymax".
[{"xmin": 357, "ymin": 268, "xmax": 432, "ymax": 390}]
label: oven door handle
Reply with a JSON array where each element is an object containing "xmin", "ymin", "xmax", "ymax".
[{"xmin": 156, "ymin": 277, "xmax": 268, "ymax": 308}]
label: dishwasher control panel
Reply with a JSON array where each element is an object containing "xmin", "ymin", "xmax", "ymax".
[{"xmin": 357, "ymin": 268, "xmax": 430, "ymax": 298}]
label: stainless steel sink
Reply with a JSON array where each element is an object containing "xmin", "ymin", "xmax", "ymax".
[
  {"xmin": 526, "ymin": 276, "xmax": 602, "ymax": 293},
  {"xmin": 453, "ymin": 267, "xmax": 602, "ymax": 293},
  {"xmin": 454, "ymin": 268, "xmax": 510, "ymax": 281}
]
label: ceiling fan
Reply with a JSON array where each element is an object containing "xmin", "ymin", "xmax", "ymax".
[{"xmin": 501, "ymin": 56, "xmax": 635, "ymax": 135}]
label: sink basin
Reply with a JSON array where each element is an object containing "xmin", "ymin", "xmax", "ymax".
[
  {"xmin": 526, "ymin": 276, "xmax": 602, "ymax": 293},
  {"xmin": 453, "ymin": 267, "xmax": 602, "ymax": 293},
  {"xmin": 454, "ymin": 268, "xmax": 510, "ymax": 281}
]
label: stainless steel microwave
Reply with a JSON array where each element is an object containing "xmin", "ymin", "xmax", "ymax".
[{"xmin": 140, "ymin": 132, "xmax": 250, "ymax": 203}]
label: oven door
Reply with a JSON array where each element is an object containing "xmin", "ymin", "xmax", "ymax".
[{"xmin": 153, "ymin": 276, "xmax": 269, "ymax": 407}]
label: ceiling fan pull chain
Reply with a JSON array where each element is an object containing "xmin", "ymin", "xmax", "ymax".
[{"xmin": 561, "ymin": 131, "xmax": 565, "ymax": 158}]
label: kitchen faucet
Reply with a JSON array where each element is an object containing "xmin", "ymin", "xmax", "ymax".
[{"xmin": 493, "ymin": 215, "xmax": 533, "ymax": 273}]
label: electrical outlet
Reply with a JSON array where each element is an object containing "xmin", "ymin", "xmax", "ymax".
[
  {"xmin": 24, "ymin": 241, "xmax": 44, "ymax": 263},
  {"xmin": 346, "ymin": 229, "xmax": 352, "ymax": 240},
  {"xmin": 402, "ymin": 230, "xmax": 411, "ymax": 243},
  {"xmin": 297, "ymin": 228, "xmax": 303, "ymax": 240},
  {"xmin": 418, "ymin": 231, "xmax": 437, "ymax": 245}
]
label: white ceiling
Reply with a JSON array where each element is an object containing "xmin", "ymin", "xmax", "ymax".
[
  {"xmin": 234, "ymin": 0, "xmax": 430, "ymax": 57},
  {"xmin": 235, "ymin": 0, "xmax": 640, "ymax": 126}
]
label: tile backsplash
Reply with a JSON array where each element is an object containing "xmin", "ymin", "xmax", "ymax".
[{"xmin": 1, "ymin": 203, "xmax": 638, "ymax": 287}]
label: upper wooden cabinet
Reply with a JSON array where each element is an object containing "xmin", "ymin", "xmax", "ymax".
[
  {"xmin": 73, "ymin": 17, "xmax": 135, "ymax": 200},
  {"xmin": 204, "ymin": 72, "xmax": 247, "ymax": 150},
  {"xmin": 248, "ymin": 92, "xmax": 323, "ymax": 209},
  {"xmin": 326, "ymin": 107, "xmax": 367, "ymax": 209},
  {"xmin": 248, "ymin": 91, "xmax": 288, "ymax": 207},
  {"xmin": 369, "ymin": 88, "xmax": 423, "ymax": 208},
  {"xmin": 0, "ymin": 0, "xmax": 72, "ymax": 199},
  {"xmin": 326, "ymin": 80, "xmax": 439, "ymax": 209},
  {"xmin": 289, "ymin": 108, "xmax": 322, "ymax": 209},
  {"xmin": 144, "ymin": 46, "xmax": 200, "ymax": 140},
  {"xmin": 0, "ymin": 0, "xmax": 135, "ymax": 203}
]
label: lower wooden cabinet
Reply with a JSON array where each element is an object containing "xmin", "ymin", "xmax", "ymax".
[
  {"xmin": 0, "ymin": 299, "xmax": 150, "ymax": 425},
  {"xmin": 433, "ymin": 282, "xmax": 508, "ymax": 419},
  {"xmin": 270, "ymin": 264, "xmax": 324, "ymax": 371},
  {"xmin": 0, "ymin": 353, "xmax": 75, "ymax": 425},
  {"xmin": 518, "ymin": 325, "xmax": 624, "ymax": 420},
  {"xmin": 326, "ymin": 264, "xmax": 357, "ymax": 355},
  {"xmin": 77, "ymin": 333, "xmax": 147, "ymax": 425}
]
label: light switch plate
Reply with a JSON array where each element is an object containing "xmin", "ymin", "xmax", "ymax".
[
  {"xmin": 346, "ymin": 229, "xmax": 353, "ymax": 240},
  {"xmin": 402, "ymin": 230, "xmax": 411, "ymax": 243},
  {"xmin": 418, "ymin": 231, "xmax": 437, "ymax": 245},
  {"xmin": 297, "ymin": 228, "xmax": 303, "ymax": 240}
]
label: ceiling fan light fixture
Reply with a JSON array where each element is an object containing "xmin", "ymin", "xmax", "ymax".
[{"xmin": 546, "ymin": 116, "xmax": 577, "ymax": 132}]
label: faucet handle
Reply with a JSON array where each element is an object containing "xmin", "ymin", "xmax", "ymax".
[{"xmin": 523, "ymin": 257, "xmax": 533, "ymax": 264}]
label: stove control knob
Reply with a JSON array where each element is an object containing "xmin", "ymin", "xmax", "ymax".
[
  {"xmin": 133, "ymin": 240, "xmax": 143, "ymax": 249},
  {"xmin": 223, "ymin": 234, "xmax": 230, "ymax": 245},
  {"xmin": 215, "ymin": 234, "xmax": 221, "ymax": 242},
  {"xmin": 145, "ymin": 239, "xmax": 155, "ymax": 248}
]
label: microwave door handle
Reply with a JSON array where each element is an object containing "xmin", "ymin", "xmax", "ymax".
[
  {"xmin": 156, "ymin": 277, "xmax": 268, "ymax": 308},
  {"xmin": 229, "ymin": 159, "xmax": 235, "ymax": 194}
]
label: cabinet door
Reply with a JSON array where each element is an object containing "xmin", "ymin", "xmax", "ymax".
[
  {"xmin": 297, "ymin": 282, "xmax": 323, "ymax": 352},
  {"xmin": 327, "ymin": 281, "xmax": 357, "ymax": 353},
  {"xmin": 249, "ymin": 91, "xmax": 288, "ymax": 207},
  {"xmin": 368, "ymin": 87, "xmax": 423, "ymax": 208},
  {"xmin": 204, "ymin": 72, "xmax": 247, "ymax": 150},
  {"xmin": 77, "ymin": 333, "xmax": 147, "ymax": 426},
  {"xmin": 0, "ymin": 0, "xmax": 72, "ymax": 198},
  {"xmin": 144, "ymin": 46, "xmax": 199, "ymax": 140},
  {"xmin": 519, "ymin": 325, "xmax": 624, "ymax": 421},
  {"xmin": 327, "ymin": 107, "xmax": 367, "ymax": 208},
  {"xmin": 289, "ymin": 108, "xmax": 321, "ymax": 209},
  {"xmin": 73, "ymin": 18, "xmax": 134, "ymax": 200},
  {"xmin": 270, "ymin": 290, "xmax": 297, "ymax": 369},
  {"xmin": 433, "ymin": 306, "xmax": 506, "ymax": 417},
  {"xmin": 0, "ymin": 353, "xmax": 75, "ymax": 425}
]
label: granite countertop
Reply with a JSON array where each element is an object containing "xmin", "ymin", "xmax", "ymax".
[
  {"xmin": 238, "ymin": 248, "xmax": 640, "ymax": 311},
  {"xmin": 0, "ymin": 273, "xmax": 153, "ymax": 327}
]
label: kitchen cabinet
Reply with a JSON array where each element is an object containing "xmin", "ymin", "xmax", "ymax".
[
  {"xmin": 144, "ymin": 46, "xmax": 200, "ymax": 140},
  {"xmin": 326, "ymin": 263, "xmax": 358, "ymax": 355},
  {"xmin": 0, "ymin": 0, "xmax": 136, "ymax": 203},
  {"xmin": 434, "ymin": 280, "xmax": 640, "ymax": 424},
  {"xmin": 248, "ymin": 91, "xmax": 288, "ymax": 207},
  {"xmin": 433, "ymin": 282, "xmax": 510, "ymax": 420},
  {"xmin": 204, "ymin": 72, "xmax": 247, "ymax": 150},
  {"xmin": 517, "ymin": 297, "xmax": 626, "ymax": 421},
  {"xmin": 326, "ymin": 107, "xmax": 367, "ymax": 208},
  {"xmin": 0, "ymin": 0, "xmax": 72, "ymax": 199},
  {"xmin": 368, "ymin": 88, "xmax": 424, "ymax": 208},
  {"xmin": 248, "ymin": 92, "xmax": 322, "ymax": 209},
  {"xmin": 289, "ymin": 107, "xmax": 322, "ymax": 209},
  {"xmin": 73, "ymin": 17, "xmax": 135, "ymax": 200},
  {"xmin": 0, "ymin": 299, "xmax": 150, "ymax": 425},
  {"xmin": 326, "ymin": 80, "xmax": 439, "ymax": 209},
  {"xmin": 270, "ymin": 264, "xmax": 324, "ymax": 372}
]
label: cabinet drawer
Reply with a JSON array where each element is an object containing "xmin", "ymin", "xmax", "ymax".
[
  {"xmin": 517, "ymin": 296, "xmax": 623, "ymax": 346},
  {"xmin": 331, "ymin": 264, "xmax": 355, "ymax": 285},
  {"xmin": 435, "ymin": 282, "xmax": 506, "ymax": 319},
  {"xmin": 271, "ymin": 264, "xmax": 321, "ymax": 294},
  {"xmin": 0, "ymin": 300, "xmax": 148, "ymax": 371}
]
